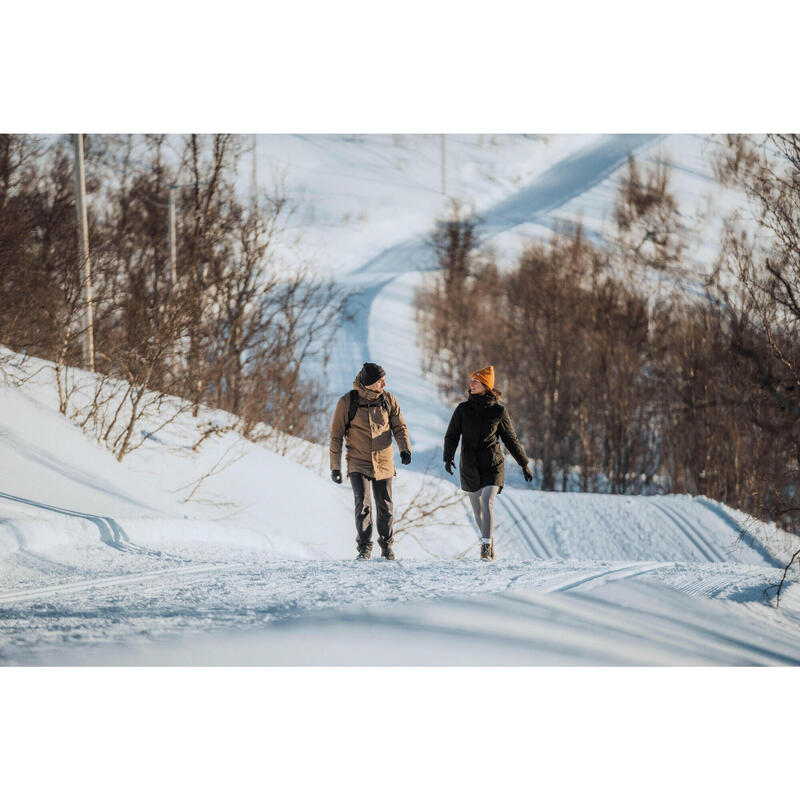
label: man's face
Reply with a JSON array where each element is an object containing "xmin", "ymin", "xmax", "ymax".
[{"xmin": 365, "ymin": 376, "xmax": 386, "ymax": 392}]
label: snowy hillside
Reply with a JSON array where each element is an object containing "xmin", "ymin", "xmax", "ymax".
[{"xmin": 2, "ymin": 134, "xmax": 800, "ymax": 666}]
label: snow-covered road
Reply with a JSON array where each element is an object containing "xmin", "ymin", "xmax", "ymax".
[{"xmin": 4, "ymin": 557, "xmax": 797, "ymax": 666}]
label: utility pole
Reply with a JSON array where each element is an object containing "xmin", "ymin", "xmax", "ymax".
[
  {"xmin": 168, "ymin": 185, "xmax": 177, "ymax": 289},
  {"xmin": 73, "ymin": 133, "xmax": 95, "ymax": 372},
  {"xmin": 441, "ymin": 133, "xmax": 446, "ymax": 195},
  {"xmin": 251, "ymin": 134, "xmax": 258, "ymax": 212}
]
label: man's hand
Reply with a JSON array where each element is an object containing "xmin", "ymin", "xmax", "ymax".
[
  {"xmin": 444, "ymin": 459, "xmax": 455, "ymax": 475},
  {"xmin": 331, "ymin": 469, "xmax": 343, "ymax": 484},
  {"xmin": 400, "ymin": 450, "xmax": 411, "ymax": 465},
  {"xmin": 522, "ymin": 464, "xmax": 533, "ymax": 483}
]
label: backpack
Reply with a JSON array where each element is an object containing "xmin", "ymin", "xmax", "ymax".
[{"xmin": 344, "ymin": 389, "xmax": 390, "ymax": 434}]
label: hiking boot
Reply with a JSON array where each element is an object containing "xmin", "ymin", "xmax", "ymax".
[
  {"xmin": 480, "ymin": 541, "xmax": 493, "ymax": 561},
  {"xmin": 378, "ymin": 539, "xmax": 395, "ymax": 560},
  {"xmin": 356, "ymin": 542, "xmax": 373, "ymax": 560}
]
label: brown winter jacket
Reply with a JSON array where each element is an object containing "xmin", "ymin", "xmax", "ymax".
[{"xmin": 329, "ymin": 378, "xmax": 411, "ymax": 480}]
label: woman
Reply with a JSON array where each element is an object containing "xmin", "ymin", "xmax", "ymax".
[{"xmin": 443, "ymin": 366, "xmax": 532, "ymax": 561}]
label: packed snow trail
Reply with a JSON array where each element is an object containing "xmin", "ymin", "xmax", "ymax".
[
  {"xmin": 3, "ymin": 558, "xmax": 798, "ymax": 666},
  {"xmin": 478, "ymin": 134, "xmax": 663, "ymax": 236},
  {"xmin": 326, "ymin": 134, "xmax": 662, "ymax": 406},
  {"xmin": 351, "ymin": 134, "xmax": 662, "ymax": 275}
]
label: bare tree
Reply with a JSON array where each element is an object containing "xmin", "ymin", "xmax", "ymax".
[
  {"xmin": 417, "ymin": 201, "xmax": 488, "ymax": 400},
  {"xmin": 708, "ymin": 134, "xmax": 800, "ymax": 601},
  {"xmin": 1, "ymin": 134, "xmax": 348, "ymax": 463},
  {"xmin": 614, "ymin": 155, "xmax": 687, "ymax": 280}
]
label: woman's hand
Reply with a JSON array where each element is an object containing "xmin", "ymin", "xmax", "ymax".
[{"xmin": 522, "ymin": 464, "xmax": 533, "ymax": 482}]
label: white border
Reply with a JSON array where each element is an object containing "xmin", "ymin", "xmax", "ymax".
[
  {"xmin": 2, "ymin": 667, "xmax": 796, "ymax": 798},
  {"xmin": 4, "ymin": 2, "xmax": 799, "ymax": 132}
]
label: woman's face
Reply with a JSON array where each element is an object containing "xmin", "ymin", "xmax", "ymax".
[{"xmin": 469, "ymin": 377, "xmax": 485, "ymax": 394}]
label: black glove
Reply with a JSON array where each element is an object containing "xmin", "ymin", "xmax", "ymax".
[
  {"xmin": 444, "ymin": 459, "xmax": 455, "ymax": 475},
  {"xmin": 400, "ymin": 450, "xmax": 411, "ymax": 465},
  {"xmin": 331, "ymin": 469, "xmax": 342, "ymax": 484},
  {"xmin": 522, "ymin": 464, "xmax": 533, "ymax": 483}
]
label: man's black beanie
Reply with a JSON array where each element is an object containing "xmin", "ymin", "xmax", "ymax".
[{"xmin": 360, "ymin": 362, "xmax": 386, "ymax": 386}]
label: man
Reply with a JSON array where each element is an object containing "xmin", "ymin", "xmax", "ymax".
[{"xmin": 330, "ymin": 362, "xmax": 412, "ymax": 560}]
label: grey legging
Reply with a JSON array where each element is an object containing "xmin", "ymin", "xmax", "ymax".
[{"xmin": 468, "ymin": 485, "xmax": 500, "ymax": 541}]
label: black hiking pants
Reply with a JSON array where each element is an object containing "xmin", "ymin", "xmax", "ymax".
[{"xmin": 348, "ymin": 472, "xmax": 393, "ymax": 548}]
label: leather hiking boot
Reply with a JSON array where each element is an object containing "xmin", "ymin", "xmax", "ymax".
[
  {"xmin": 356, "ymin": 543, "xmax": 373, "ymax": 560},
  {"xmin": 378, "ymin": 540, "xmax": 395, "ymax": 560},
  {"xmin": 480, "ymin": 541, "xmax": 494, "ymax": 561}
]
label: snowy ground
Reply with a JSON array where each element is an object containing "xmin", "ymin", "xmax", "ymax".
[
  {"xmin": 7, "ymin": 560, "xmax": 798, "ymax": 666},
  {"xmin": 2, "ymin": 134, "xmax": 799, "ymax": 666}
]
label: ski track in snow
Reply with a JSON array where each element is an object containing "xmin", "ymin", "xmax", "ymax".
[
  {"xmin": 540, "ymin": 561, "xmax": 671, "ymax": 593},
  {"xmin": 647, "ymin": 497, "xmax": 726, "ymax": 562},
  {"xmin": 0, "ymin": 563, "xmax": 242, "ymax": 604},
  {"xmin": 500, "ymin": 489, "xmax": 555, "ymax": 559}
]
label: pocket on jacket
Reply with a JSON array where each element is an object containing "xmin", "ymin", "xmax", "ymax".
[
  {"xmin": 372, "ymin": 429, "xmax": 392, "ymax": 451},
  {"xmin": 478, "ymin": 448, "xmax": 502, "ymax": 470}
]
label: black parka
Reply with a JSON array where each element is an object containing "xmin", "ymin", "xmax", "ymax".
[{"xmin": 443, "ymin": 393, "xmax": 529, "ymax": 493}]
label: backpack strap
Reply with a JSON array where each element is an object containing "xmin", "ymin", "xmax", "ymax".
[
  {"xmin": 344, "ymin": 390, "xmax": 391, "ymax": 434},
  {"xmin": 344, "ymin": 389, "xmax": 359, "ymax": 434}
]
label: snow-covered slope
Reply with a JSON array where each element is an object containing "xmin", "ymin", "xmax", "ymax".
[{"xmin": 2, "ymin": 134, "xmax": 799, "ymax": 665}]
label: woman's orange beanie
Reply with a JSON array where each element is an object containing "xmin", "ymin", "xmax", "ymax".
[{"xmin": 471, "ymin": 366, "xmax": 495, "ymax": 391}]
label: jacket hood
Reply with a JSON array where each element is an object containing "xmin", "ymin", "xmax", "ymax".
[
  {"xmin": 353, "ymin": 376, "xmax": 385, "ymax": 402},
  {"xmin": 468, "ymin": 391, "xmax": 497, "ymax": 407}
]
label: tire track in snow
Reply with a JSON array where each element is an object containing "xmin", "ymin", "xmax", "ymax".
[
  {"xmin": 647, "ymin": 498, "xmax": 722, "ymax": 562},
  {"xmin": 0, "ymin": 563, "xmax": 243, "ymax": 604}
]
